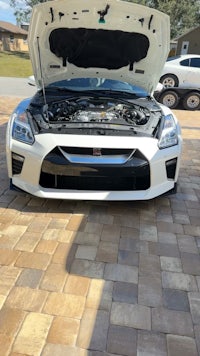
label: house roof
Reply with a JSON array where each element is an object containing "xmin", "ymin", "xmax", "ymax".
[
  {"xmin": 0, "ymin": 21, "xmax": 28, "ymax": 35},
  {"xmin": 174, "ymin": 25, "xmax": 200, "ymax": 41}
]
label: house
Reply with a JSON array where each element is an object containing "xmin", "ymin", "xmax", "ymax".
[
  {"xmin": 175, "ymin": 26, "xmax": 200, "ymax": 55},
  {"xmin": 0, "ymin": 21, "xmax": 28, "ymax": 52},
  {"xmin": 168, "ymin": 40, "xmax": 178, "ymax": 57}
]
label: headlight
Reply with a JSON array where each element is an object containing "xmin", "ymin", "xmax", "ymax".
[
  {"xmin": 158, "ymin": 114, "xmax": 178, "ymax": 149},
  {"xmin": 12, "ymin": 112, "xmax": 34, "ymax": 145}
]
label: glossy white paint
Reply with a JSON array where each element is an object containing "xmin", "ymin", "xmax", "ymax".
[{"xmin": 28, "ymin": 0, "xmax": 170, "ymax": 94}]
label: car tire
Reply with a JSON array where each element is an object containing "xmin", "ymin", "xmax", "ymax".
[
  {"xmin": 182, "ymin": 91, "xmax": 200, "ymax": 111},
  {"xmin": 160, "ymin": 74, "xmax": 179, "ymax": 87},
  {"xmin": 159, "ymin": 90, "xmax": 179, "ymax": 109}
]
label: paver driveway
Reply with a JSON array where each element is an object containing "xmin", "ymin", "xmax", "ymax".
[{"xmin": 0, "ymin": 97, "xmax": 200, "ymax": 356}]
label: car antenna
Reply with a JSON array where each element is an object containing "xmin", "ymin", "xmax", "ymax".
[{"xmin": 37, "ymin": 36, "xmax": 49, "ymax": 120}]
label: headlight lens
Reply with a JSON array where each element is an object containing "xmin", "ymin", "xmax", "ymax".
[
  {"xmin": 158, "ymin": 114, "xmax": 178, "ymax": 149},
  {"xmin": 12, "ymin": 112, "xmax": 34, "ymax": 145}
]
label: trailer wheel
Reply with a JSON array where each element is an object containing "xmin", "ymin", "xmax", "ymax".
[
  {"xmin": 182, "ymin": 92, "xmax": 200, "ymax": 111},
  {"xmin": 159, "ymin": 90, "xmax": 179, "ymax": 109}
]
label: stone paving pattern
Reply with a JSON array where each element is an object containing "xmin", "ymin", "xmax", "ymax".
[{"xmin": 0, "ymin": 97, "xmax": 200, "ymax": 355}]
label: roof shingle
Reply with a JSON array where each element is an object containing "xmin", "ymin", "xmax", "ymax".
[{"xmin": 0, "ymin": 20, "xmax": 28, "ymax": 35}]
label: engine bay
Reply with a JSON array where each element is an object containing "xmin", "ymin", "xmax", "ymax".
[{"xmin": 29, "ymin": 94, "xmax": 163, "ymax": 136}]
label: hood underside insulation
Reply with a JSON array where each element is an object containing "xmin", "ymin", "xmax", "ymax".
[{"xmin": 49, "ymin": 28, "xmax": 149, "ymax": 69}]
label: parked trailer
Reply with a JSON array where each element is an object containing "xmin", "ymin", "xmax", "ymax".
[{"xmin": 155, "ymin": 88, "xmax": 200, "ymax": 110}]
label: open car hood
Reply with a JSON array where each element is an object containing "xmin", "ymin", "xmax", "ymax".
[{"xmin": 28, "ymin": 0, "xmax": 170, "ymax": 93}]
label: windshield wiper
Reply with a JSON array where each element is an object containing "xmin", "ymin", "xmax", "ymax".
[
  {"xmin": 44, "ymin": 86, "xmax": 80, "ymax": 92},
  {"xmin": 95, "ymin": 90, "xmax": 139, "ymax": 98},
  {"xmin": 44, "ymin": 87, "xmax": 140, "ymax": 98}
]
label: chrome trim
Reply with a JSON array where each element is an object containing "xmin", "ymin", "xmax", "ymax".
[{"xmin": 58, "ymin": 147, "xmax": 135, "ymax": 164}]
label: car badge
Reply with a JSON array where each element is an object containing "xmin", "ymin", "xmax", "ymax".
[{"xmin": 93, "ymin": 148, "xmax": 102, "ymax": 156}]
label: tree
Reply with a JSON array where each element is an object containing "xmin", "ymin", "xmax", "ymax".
[
  {"xmin": 11, "ymin": 0, "xmax": 200, "ymax": 38},
  {"xmin": 150, "ymin": 0, "xmax": 200, "ymax": 38},
  {"xmin": 9, "ymin": 0, "xmax": 51, "ymax": 24},
  {"xmin": 124, "ymin": 0, "xmax": 200, "ymax": 38}
]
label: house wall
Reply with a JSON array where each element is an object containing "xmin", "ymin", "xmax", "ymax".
[
  {"xmin": 0, "ymin": 32, "xmax": 28, "ymax": 52},
  {"xmin": 176, "ymin": 27, "xmax": 200, "ymax": 55}
]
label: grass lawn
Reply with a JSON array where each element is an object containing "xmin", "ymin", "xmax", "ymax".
[{"xmin": 0, "ymin": 51, "xmax": 33, "ymax": 77}]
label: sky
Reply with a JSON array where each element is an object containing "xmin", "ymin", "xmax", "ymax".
[{"xmin": 0, "ymin": 0, "xmax": 18, "ymax": 24}]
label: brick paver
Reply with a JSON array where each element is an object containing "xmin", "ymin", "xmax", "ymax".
[{"xmin": 0, "ymin": 97, "xmax": 200, "ymax": 355}]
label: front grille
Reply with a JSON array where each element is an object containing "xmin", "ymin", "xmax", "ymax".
[
  {"xmin": 39, "ymin": 147, "xmax": 150, "ymax": 191},
  {"xmin": 40, "ymin": 172, "xmax": 150, "ymax": 191}
]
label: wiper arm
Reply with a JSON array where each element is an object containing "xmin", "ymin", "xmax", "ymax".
[{"xmin": 44, "ymin": 86, "xmax": 79, "ymax": 92}]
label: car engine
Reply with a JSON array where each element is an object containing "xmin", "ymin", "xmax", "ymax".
[{"xmin": 29, "ymin": 95, "xmax": 162, "ymax": 136}]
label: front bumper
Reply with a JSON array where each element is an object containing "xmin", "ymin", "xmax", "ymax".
[{"xmin": 7, "ymin": 133, "xmax": 182, "ymax": 201}]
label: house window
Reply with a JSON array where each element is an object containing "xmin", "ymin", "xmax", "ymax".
[{"xmin": 10, "ymin": 34, "xmax": 14, "ymax": 43}]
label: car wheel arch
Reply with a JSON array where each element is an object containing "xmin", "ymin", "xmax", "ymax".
[{"xmin": 160, "ymin": 73, "xmax": 179, "ymax": 88}]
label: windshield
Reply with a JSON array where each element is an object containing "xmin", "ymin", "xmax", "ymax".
[
  {"xmin": 47, "ymin": 78, "xmax": 148, "ymax": 97},
  {"xmin": 166, "ymin": 55, "xmax": 181, "ymax": 62}
]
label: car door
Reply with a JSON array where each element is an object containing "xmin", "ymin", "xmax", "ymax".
[{"xmin": 182, "ymin": 57, "xmax": 200, "ymax": 88}]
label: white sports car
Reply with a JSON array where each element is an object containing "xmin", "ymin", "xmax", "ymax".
[
  {"xmin": 160, "ymin": 54, "xmax": 200, "ymax": 88},
  {"xmin": 6, "ymin": 0, "xmax": 182, "ymax": 201}
]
